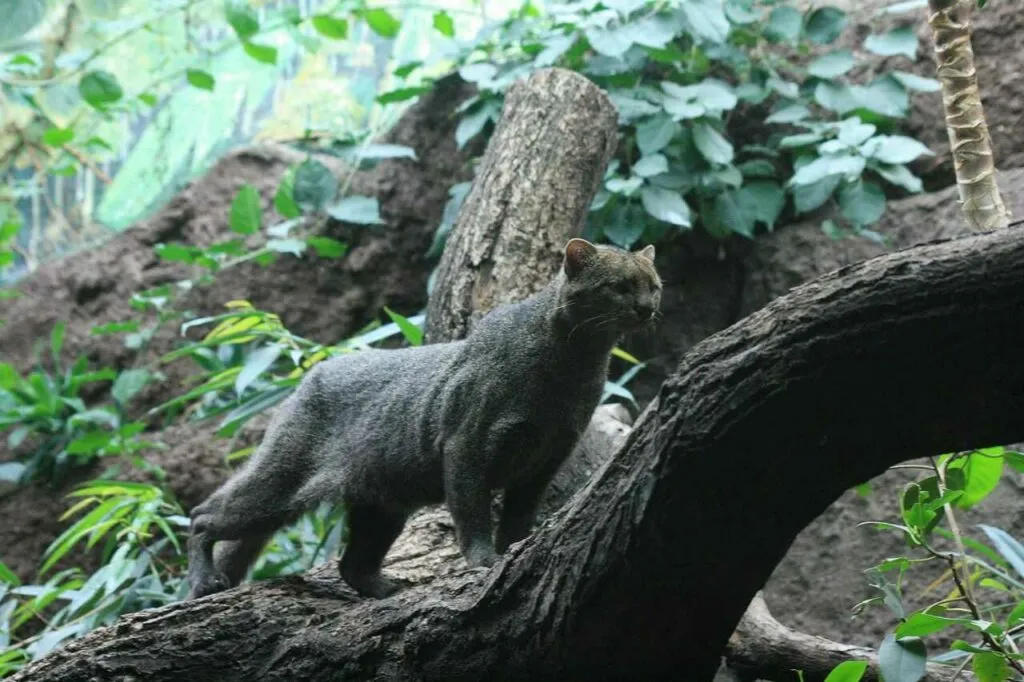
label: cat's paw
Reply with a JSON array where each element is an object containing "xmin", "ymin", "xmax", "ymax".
[
  {"xmin": 187, "ymin": 572, "xmax": 231, "ymax": 600},
  {"xmin": 464, "ymin": 545, "xmax": 499, "ymax": 568},
  {"xmin": 340, "ymin": 567, "xmax": 402, "ymax": 599}
]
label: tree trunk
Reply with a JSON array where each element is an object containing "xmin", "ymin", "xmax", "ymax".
[
  {"xmin": 424, "ymin": 67, "xmax": 618, "ymax": 343},
  {"xmin": 928, "ymin": 0, "xmax": 1010, "ymax": 230},
  {"xmin": 11, "ymin": 223, "xmax": 1024, "ymax": 681}
]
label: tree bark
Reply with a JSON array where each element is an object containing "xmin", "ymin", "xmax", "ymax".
[
  {"xmin": 11, "ymin": 224, "xmax": 1024, "ymax": 681},
  {"xmin": 424, "ymin": 67, "xmax": 618, "ymax": 343}
]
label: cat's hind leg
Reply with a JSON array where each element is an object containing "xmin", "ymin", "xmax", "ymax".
[
  {"xmin": 186, "ymin": 480, "xmax": 298, "ymax": 600},
  {"xmin": 337, "ymin": 504, "xmax": 407, "ymax": 598}
]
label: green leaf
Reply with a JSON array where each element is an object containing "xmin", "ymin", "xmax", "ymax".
[
  {"xmin": 0, "ymin": 0, "xmax": 45, "ymax": 44},
  {"xmin": 1007, "ymin": 601, "xmax": 1024, "ymax": 626},
  {"xmin": 793, "ymin": 175, "xmax": 841, "ymax": 213},
  {"xmin": 633, "ymin": 154, "xmax": 668, "ymax": 178},
  {"xmin": 91, "ymin": 320, "xmax": 140, "ymax": 335},
  {"xmin": 186, "ymin": 69, "xmax": 216, "ymax": 91},
  {"xmin": 764, "ymin": 5, "xmax": 802, "ymax": 44},
  {"xmin": 306, "ymin": 237, "xmax": 347, "ymax": 258},
  {"xmin": 603, "ymin": 211, "xmax": 645, "ymax": 248},
  {"xmin": 292, "ymin": 159, "xmax": 338, "ymax": 211},
  {"xmin": 229, "ymin": 184, "xmax": 262, "ymax": 235},
  {"xmin": 878, "ymin": 633, "xmax": 926, "ymax": 682},
  {"xmin": 111, "ymin": 369, "xmax": 151, "ymax": 406},
  {"xmin": 66, "ymin": 430, "xmax": 112, "ymax": 456},
  {"xmin": 973, "ymin": 652, "xmax": 1011, "ymax": 682},
  {"xmin": 312, "ymin": 14, "xmax": 348, "ymax": 39},
  {"xmin": 79, "ymin": 71, "xmax": 123, "ymax": 110},
  {"xmin": 948, "ymin": 450, "xmax": 1003, "ymax": 508},
  {"xmin": 363, "ymin": 8, "xmax": 401, "ymax": 38},
  {"xmin": 692, "ymin": 122, "xmax": 733, "ymax": 164},
  {"xmin": 1004, "ymin": 451, "xmax": 1024, "ymax": 474},
  {"xmin": 738, "ymin": 159, "xmax": 776, "ymax": 178},
  {"xmin": 155, "ymin": 243, "xmax": 197, "ymax": 263},
  {"xmin": 235, "ymin": 345, "xmax": 283, "ymax": 395},
  {"xmin": 895, "ymin": 612, "xmax": 972, "ymax": 638},
  {"xmin": 432, "ymin": 11, "xmax": 454, "ymax": 37},
  {"xmin": 0, "ymin": 362, "xmax": 20, "ymax": 389},
  {"xmin": 766, "ymin": 105, "xmax": 810, "ymax": 124},
  {"xmin": 641, "ymin": 187, "xmax": 692, "ymax": 228},
  {"xmin": 742, "ymin": 181, "xmax": 785, "ymax": 229},
  {"xmin": 327, "ymin": 196, "xmax": 384, "ymax": 225},
  {"xmin": 824, "ymin": 660, "xmax": 868, "ymax": 682},
  {"xmin": 979, "ymin": 525, "xmax": 1024, "ymax": 579},
  {"xmin": 682, "ymin": 0, "xmax": 730, "ymax": 43},
  {"xmin": 808, "ymin": 50, "xmax": 856, "ymax": 78},
  {"xmin": 459, "ymin": 63, "xmax": 498, "ymax": 84},
  {"xmin": 840, "ymin": 180, "xmax": 886, "ymax": 226},
  {"xmin": 456, "ymin": 101, "xmax": 498, "ymax": 149},
  {"xmin": 871, "ymin": 163, "xmax": 923, "ymax": 193},
  {"xmin": 814, "ymin": 81, "xmax": 862, "ymax": 114},
  {"xmin": 384, "ymin": 307, "xmax": 424, "ymax": 346},
  {"xmin": 243, "ymin": 41, "xmax": 278, "ymax": 65},
  {"xmin": 891, "ymin": 71, "xmax": 941, "ymax": 92},
  {"xmin": 804, "ymin": 7, "xmax": 847, "ymax": 44},
  {"xmin": 376, "ymin": 86, "xmax": 432, "ymax": 104},
  {"xmin": 862, "ymin": 76, "xmax": 910, "ymax": 118},
  {"xmin": 606, "ymin": 176, "xmax": 643, "ymax": 195},
  {"xmin": 861, "ymin": 135, "xmax": 934, "ymax": 164},
  {"xmin": 586, "ymin": 25, "xmax": 634, "ymax": 57},
  {"xmin": 709, "ymin": 190, "xmax": 754, "ymax": 238},
  {"xmin": 636, "ymin": 116, "xmax": 679, "ymax": 155},
  {"xmin": 837, "ymin": 118, "xmax": 877, "ymax": 146},
  {"xmin": 225, "ymin": 2, "xmax": 259, "ymax": 39},
  {"xmin": 790, "ymin": 155, "xmax": 865, "ymax": 187},
  {"xmin": 865, "ymin": 27, "xmax": 918, "ymax": 59},
  {"xmin": 0, "ymin": 560, "xmax": 19, "ymax": 586},
  {"xmin": 274, "ymin": 172, "xmax": 300, "ymax": 219},
  {"xmin": 41, "ymin": 127, "xmax": 74, "ymax": 146},
  {"xmin": 49, "ymin": 321, "xmax": 66, "ymax": 370}
]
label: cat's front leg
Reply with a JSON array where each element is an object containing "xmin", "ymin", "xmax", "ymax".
[
  {"xmin": 495, "ymin": 459, "xmax": 561, "ymax": 553},
  {"xmin": 443, "ymin": 435, "xmax": 498, "ymax": 567}
]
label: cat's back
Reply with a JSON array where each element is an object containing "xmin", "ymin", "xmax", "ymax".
[{"xmin": 304, "ymin": 341, "xmax": 463, "ymax": 408}]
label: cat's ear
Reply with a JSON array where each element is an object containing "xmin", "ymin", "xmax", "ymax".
[
  {"xmin": 636, "ymin": 244, "xmax": 656, "ymax": 263},
  {"xmin": 564, "ymin": 238, "xmax": 598, "ymax": 278}
]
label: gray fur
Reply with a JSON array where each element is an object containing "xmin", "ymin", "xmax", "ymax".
[{"xmin": 186, "ymin": 239, "xmax": 662, "ymax": 600}]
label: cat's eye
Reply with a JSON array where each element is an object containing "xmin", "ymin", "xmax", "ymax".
[{"xmin": 612, "ymin": 281, "xmax": 631, "ymax": 295}]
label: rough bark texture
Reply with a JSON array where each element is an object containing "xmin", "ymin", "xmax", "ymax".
[
  {"xmin": 12, "ymin": 226, "xmax": 1024, "ymax": 682},
  {"xmin": 927, "ymin": 0, "xmax": 1009, "ymax": 230},
  {"xmin": 425, "ymin": 68, "xmax": 618, "ymax": 343}
]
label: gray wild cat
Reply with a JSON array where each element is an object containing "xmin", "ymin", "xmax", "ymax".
[{"xmin": 186, "ymin": 238, "xmax": 662, "ymax": 600}]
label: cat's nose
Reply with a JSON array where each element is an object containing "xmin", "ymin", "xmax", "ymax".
[{"xmin": 634, "ymin": 303, "xmax": 654, "ymax": 320}]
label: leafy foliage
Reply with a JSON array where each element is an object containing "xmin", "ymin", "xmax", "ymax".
[
  {"xmin": 0, "ymin": 323, "xmax": 155, "ymax": 485},
  {"xmin": 854, "ymin": 447, "xmax": 1024, "ymax": 680},
  {"xmin": 404, "ymin": 0, "xmax": 940, "ymax": 248}
]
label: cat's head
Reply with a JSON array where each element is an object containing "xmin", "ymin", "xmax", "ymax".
[{"xmin": 559, "ymin": 238, "xmax": 662, "ymax": 335}]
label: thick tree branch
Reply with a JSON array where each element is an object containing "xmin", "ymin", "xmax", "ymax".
[{"xmin": 13, "ymin": 225, "xmax": 1024, "ymax": 681}]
